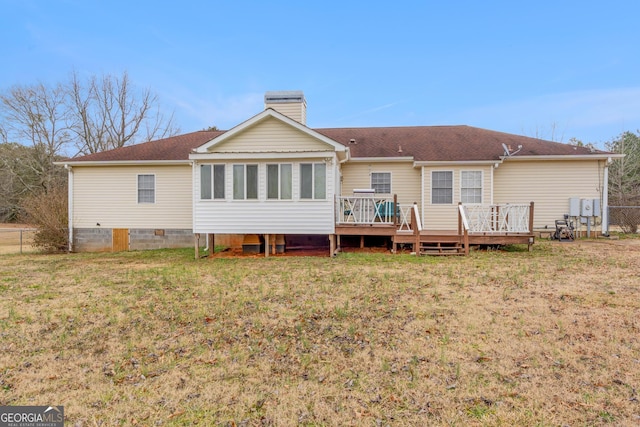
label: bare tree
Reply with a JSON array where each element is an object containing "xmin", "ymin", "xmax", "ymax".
[
  {"xmin": 68, "ymin": 71, "xmax": 179, "ymax": 154},
  {"xmin": 0, "ymin": 71, "xmax": 179, "ymax": 242},
  {"xmin": 0, "ymin": 82, "xmax": 70, "ymax": 192}
]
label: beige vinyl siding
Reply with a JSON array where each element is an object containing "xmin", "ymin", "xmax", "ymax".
[
  {"xmin": 194, "ymin": 157, "xmax": 336, "ymax": 234},
  {"xmin": 422, "ymin": 166, "xmax": 493, "ymax": 230},
  {"xmin": 212, "ymin": 116, "xmax": 327, "ymax": 153},
  {"xmin": 265, "ymin": 102, "xmax": 306, "ymax": 124},
  {"xmin": 341, "ymin": 162, "xmax": 421, "ymax": 207},
  {"xmin": 494, "ymin": 160, "xmax": 605, "ymax": 229},
  {"xmin": 73, "ymin": 165, "xmax": 192, "ymax": 229}
]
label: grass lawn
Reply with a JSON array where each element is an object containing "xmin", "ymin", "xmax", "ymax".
[{"xmin": 0, "ymin": 240, "xmax": 639, "ymax": 426}]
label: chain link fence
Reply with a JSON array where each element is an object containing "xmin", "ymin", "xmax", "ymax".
[
  {"xmin": 0, "ymin": 227, "xmax": 37, "ymax": 254},
  {"xmin": 608, "ymin": 206, "xmax": 640, "ymax": 234}
]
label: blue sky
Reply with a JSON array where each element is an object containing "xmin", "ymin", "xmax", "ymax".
[{"xmin": 2, "ymin": 0, "xmax": 639, "ymax": 148}]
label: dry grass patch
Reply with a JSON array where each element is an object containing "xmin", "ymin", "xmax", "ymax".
[
  {"xmin": 0, "ymin": 240, "xmax": 639, "ymax": 426},
  {"xmin": 0, "ymin": 225, "xmax": 36, "ymax": 254}
]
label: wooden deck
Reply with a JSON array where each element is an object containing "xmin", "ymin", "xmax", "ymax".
[
  {"xmin": 334, "ymin": 225, "xmax": 534, "ymax": 256},
  {"xmin": 333, "ymin": 198, "xmax": 535, "ymax": 256}
]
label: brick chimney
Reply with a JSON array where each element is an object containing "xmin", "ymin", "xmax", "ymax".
[{"xmin": 264, "ymin": 91, "xmax": 306, "ymax": 125}]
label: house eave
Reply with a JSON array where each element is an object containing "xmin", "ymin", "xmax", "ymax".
[
  {"xmin": 189, "ymin": 151, "xmax": 341, "ymax": 160},
  {"xmin": 500, "ymin": 154, "xmax": 623, "ymax": 161},
  {"xmin": 348, "ymin": 156, "xmax": 415, "ymax": 163},
  {"xmin": 54, "ymin": 160, "xmax": 192, "ymax": 167},
  {"xmin": 413, "ymin": 160, "xmax": 501, "ymax": 167}
]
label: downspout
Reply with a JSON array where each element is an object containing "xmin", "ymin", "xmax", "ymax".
[
  {"xmin": 65, "ymin": 164, "xmax": 73, "ymax": 252},
  {"xmin": 602, "ymin": 158, "xmax": 611, "ymax": 236},
  {"xmin": 421, "ymin": 166, "xmax": 425, "ymax": 226}
]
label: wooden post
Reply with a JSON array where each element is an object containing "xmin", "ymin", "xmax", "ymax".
[
  {"xmin": 529, "ymin": 202, "xmax": 535, "ymax": 234},
  {"xmin": 360, "ymin": 235, "xmax": 365, "ymax": 248},
  {"xmin": 208, "ymin": 234, "xmax": 215, "ymax": 257},
  {"xmin": 264, "ymin": 234, "xmax": 269, "ymax": 257},
  {"xmin": 194, "ymin": 234, "xmax": 200, "ymax": 260},
  {"xmin": 463, "ymin": 227, "xmax": 469, "ymax": 255},
  {"xmin": 337, "ymin": 234, "xmax": 341, "ymax": 252},
  {"xmin": 329, "ymin": 234, "xmax": 336, "ymax": 257},
  {"xmin": 528, "ymin": 201, "xmax": 535, "ymax": 251},
  {"xmin": 458, "ymin": 202, "xmax": 462, "ymax": 235}
]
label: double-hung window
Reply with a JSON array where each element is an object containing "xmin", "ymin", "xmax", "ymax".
[
  {"xmin": 200, "ymin": 164, "xmax": 225, "ymax": 200},
  {"xmin": 233, "ymin": 164, "xmax": 258, "ymax": 200},
  {"xmin": 431, "ymin": 171, "xmax": 453, "ymax": 204},
  {"xmin": 137, "ymin": 174, "xmax": 155, "ymax": 204},
  {"xmin": 461, "ymin": 171, "xmax": 482, "ymax": 204},
  {"xmin": 267, "ymin": 164, "xmax": 292, "ymax": 200},
  {"xmin": 371, "ymin": 172, "xmax": 391, "ymax": 194},
  {"xmin": 300, "ymin": 163, "xmax": 326, "ymax": 199}
]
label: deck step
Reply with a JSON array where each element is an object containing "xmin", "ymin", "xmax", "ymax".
[{"xmin": 419, "ymin": 241, "xmax": 465, "ymax": 256}]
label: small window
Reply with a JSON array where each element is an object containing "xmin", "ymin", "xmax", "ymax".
[
  {"xmin": 461, "ymin": 171, "xmax": 482, "ymax": 204},
  {"xmin": 300, "ymin": 163, "xmax": 326, "ymax": 200},
  {"xmin": 200, "ymin": 164, "xmax": 225, "ymax": 200},
  {"xmin": 371, "ymin": 172, "xmax": 391, "ymax": 193},
  {"xmin": 233, "ymin": 164, "xmax": 258, "ymax": 200},
  {"xmin": 431, "ymin": 171, "xmax": 452, "ymax": 204},
  {"xmin": 267, "ymin": 164, "xmax": 292, "ymax": 200},
  {"xmin": 137, "ymin": 174, "xmax": 155, "ymax": 204}
]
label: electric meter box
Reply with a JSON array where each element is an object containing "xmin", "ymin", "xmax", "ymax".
[
  {"xmin": 580, "ymin": 199, "xmax": 594, "ymax": 217},
  {"xmin": 569, "ymin": 198, "xmax": 581, "ymax": 216},
  {"xmin": 592, "ymin": 198, "xmax": 601, "ymax": 217}
]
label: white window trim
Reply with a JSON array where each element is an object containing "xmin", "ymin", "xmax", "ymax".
[
  {"xmin": 299, "ymin": 162, "xmax": 327, "ymax": 200},
  {"xmin": 370, "ymin": 171, "xmax": 392, "ymax": 194},
  {"xmin": 200, "ymin": 164, "xmax": 227, "ymax": 201},
  {"xmin": 431, "ymin": 170, "xmax": 454, "ymax": 205},
  {"xmin": 137, "ymin": 173, "xmax": 156, "ymax": 204},
  {"xmin": 233, "ymin": 164, "xmax": 259, "ymax": 200},
  {"xmin": 460, "ymin": 170, "xmax": 483, "ymax": 204},
  {"xmin": 267, "ymin": 163, "xmax": 293, "ymax": 201}
]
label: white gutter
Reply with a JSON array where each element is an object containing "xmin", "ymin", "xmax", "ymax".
[
  {"xmin": 414, "ymin": 160, "xmax": 501, "ymax": 167},
  {"xmin": 349, "ymin": 156, "xmax": 415, "ymax": 163},
  {"xmin": 64, "ymin": 164, "xmax": 73, "ymax": 252},
  {"xmin": 421, "ymin": 166, "xmax": 425, "ymax": 227},
  {"xmin": 500, "ymin": 154, "xmax": 623, "ymax": 161},
  {"xmin": 602, "ymin": 158, "xmax": 610, "ymax": 235},
  {"xmin": 189, "ymin": 151, "xmax": 339, "ymax": 160},
  {"xmin": 54, "ymin": 160, "xmax": 192, "ymax": 166}
]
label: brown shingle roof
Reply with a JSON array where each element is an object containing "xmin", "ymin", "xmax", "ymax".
[
  {"xmin": 68, "ymin": 130, "xmax": 224, "ymax": 162},
  {"xmin": 66, "ymin": 125, "xmax": 607, "ymax": 163},
  {"xmin": 315, "ymin": 125, "xmax": 605, "ymax": 161}
]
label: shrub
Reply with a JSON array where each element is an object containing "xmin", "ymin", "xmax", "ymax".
[{"xmin": 20, "ymin": 184, "xmax": 68, "ymax": 252}]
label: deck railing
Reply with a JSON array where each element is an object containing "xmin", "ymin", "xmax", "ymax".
[
  {"xmin": 336, "ymin": 195, "xmax": 397, "ymax": 224},
  {"xmin": 336, "ymin": 195, "xmax": 418, "ymax": 232},
  {"xmin": 460, "ymin": 203, "xmax": 533, "ymax": 234}
]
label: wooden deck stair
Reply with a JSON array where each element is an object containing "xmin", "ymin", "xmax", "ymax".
[{"xmin": 419, "ymin": 236, "xmax": 465, "ymax": 256}]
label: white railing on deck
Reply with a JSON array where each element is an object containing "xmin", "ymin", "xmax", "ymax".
[
  {"xmin": 462, "ymin": 204, "xmax": 531, "ymax": 233},
  {"xmin": 335, "ymin": 195, "xmax": 418, "ymax": 231},
  {"xmin": 336, "ymin": 195, "xmax": 396, "ymax": 224}
]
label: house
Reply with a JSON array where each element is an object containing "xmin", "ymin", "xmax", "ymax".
[{"xmin": 59, "ymin": 91, "xmax": 619, "ymax": 255}]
